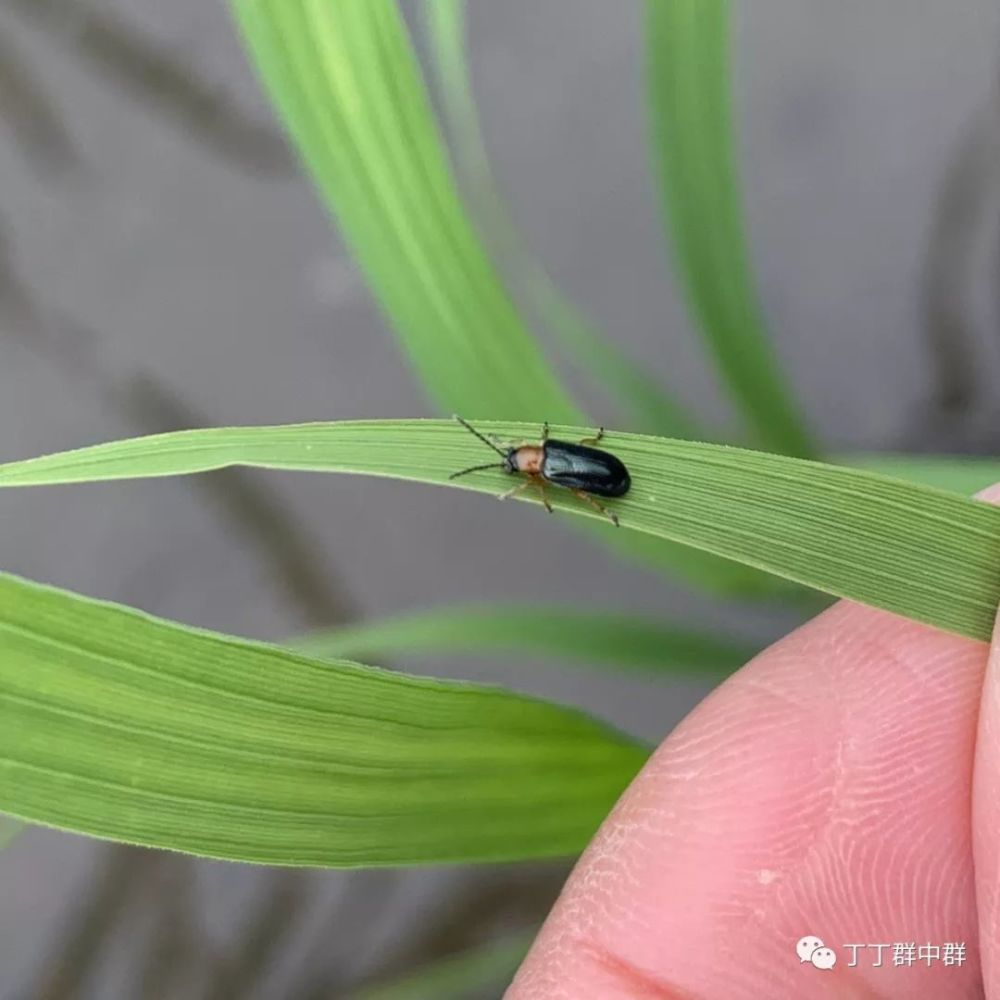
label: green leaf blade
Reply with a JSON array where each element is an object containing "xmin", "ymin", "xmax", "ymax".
[
  {"xmin": 424, "ymin": 0, "xmax": 702, "ymax": 440},
  {"xmin": 646, "ymin": 0, "xmax": 815, "ymax": 457},
  {"xmin": 0, "ymin": 573, "xmax": 646, "ymax": 866},
  {"xmin": 355, "ymin": 929, "xmax": 534, "ymax": 1000},
  {"xmin": 2, "ymin": 420, "xmax": 999, "ymax": 640},
  {"xmin": 300, "ymin": 603, "xmax": 754, "ymax": 677},
  {"xmin": 231, "ymin": 0, "xmax": 580, "ymax": 423}
]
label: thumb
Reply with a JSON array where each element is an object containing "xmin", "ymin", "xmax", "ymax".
[
  {"xmin": 507, "ymin": 598, "xmax": 987, "ymax": 998},
  {"xmin": 971, "ymin": 479, "xmax": 1000, "ymax": 994}
]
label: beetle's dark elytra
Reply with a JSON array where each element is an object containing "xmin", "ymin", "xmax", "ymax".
[{"xmin": 540, "ymin": 440, "xmax": 630, "ymax": 497}]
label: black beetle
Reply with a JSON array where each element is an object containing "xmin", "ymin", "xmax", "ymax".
[{"xmin": 449, "ymin": 415, "xmax": 631, "ymax": 526}]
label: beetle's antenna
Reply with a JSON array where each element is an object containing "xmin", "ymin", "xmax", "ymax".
[
  {"xmin": 449, "ymin": 462, "xmax": 505, "ymax": 481},
  {"xmin": 453, "ymin": 415, "xmax": 507, "ymax": 457}
]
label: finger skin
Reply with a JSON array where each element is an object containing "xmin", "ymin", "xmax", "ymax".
[
  {"xmin": 974, "ymin": 617, "xmax": 1000, "ymax": 993},
  {"xmin": 507, "ymin": 602, "xmax": 986, "ymax": 999}
]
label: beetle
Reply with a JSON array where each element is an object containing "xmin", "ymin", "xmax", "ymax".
[{"xmin": 449, "ymin": 415, "xmax": 631, "ymax": 526}]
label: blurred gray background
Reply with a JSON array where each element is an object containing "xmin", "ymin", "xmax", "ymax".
[{"xmin": 2, "ymin": 0, "xmax": 1000, "ymax": 997}]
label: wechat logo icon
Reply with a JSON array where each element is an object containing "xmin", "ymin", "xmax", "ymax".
[{"xmin": 797, "ymin": 935, "xmax": 837, "ymax": 970}]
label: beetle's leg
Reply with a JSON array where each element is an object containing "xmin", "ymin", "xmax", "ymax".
[
  {"xmin": 499, "ymin": 476, "xmax": 553, "ymax": 513},
  {"xmin": 579, "ymin": 426, "xmax": 605, "ymax": 445},
  {"xmin": 571, "ymin": 488, "xmax": 619, "ymax": 527},
  {"xmin": 532, "ymin": 477, "xmax": 554, "ymax": 513},
  {"xmin": 498, "ymin": 479, "xmax": 532, "ymax": 502},
  {"xmin": 541, "ymin": 421, "xmax": 550, "ymax": 443}
]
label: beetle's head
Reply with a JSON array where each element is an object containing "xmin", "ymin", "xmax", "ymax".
[{"xmin": 450, "ymin": 416, "xmax": 528, "ymax": 481}]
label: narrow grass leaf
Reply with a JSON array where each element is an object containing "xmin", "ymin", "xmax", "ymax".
[
  {"xmin": 425, "ymin": 0, "xmax": 701, "ymax": 439},
  {"xmin": 0, "ymin": 572, "xmax": 647, "ymax": 866},
  {"xmin": 845, "ymin": 455, "xmax": 1000, "ymax": 498},
  {"xmin": 231, "ymin": 0, "xmax": 578, "ymax": 423},
  {"xmin": 2, "ymin": 420, "xmax": 1000, "ymax": 639},
  {"xmin": 354, "ymin": 928, "xmax": 534, "ymax": 1000},
  {"xmin": 645, "ymin": 0, "xmax": 814, "ymax": 457},
  {"xmin": 298, "ymin": 603, "xmax": 754, "ymax": 676}
]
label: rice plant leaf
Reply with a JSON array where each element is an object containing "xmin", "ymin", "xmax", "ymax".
[
  {"xmin": 231, "ymin": 0, "xmax": 578, "ymax": 424},
  {"xmin": 645, "ymin": 0, "xmax": 815, "ymax": 457},
  {"xmin": 0, "ymin": 572, "xmax": 647, "ymax": 866},
  {"xmin": 298, "ymin": 603, "xmax": 753, "ymax": 676},
  {"xmin": 424, "ymin": 0, "xmax": 702, "ymax": 439},
  {"xmin": 845, "ymin": 455, "xmax": 1000, "ymax": 498},
  {"xmin": 354, "ymin": 928, "xmax": 534, "ymax": 1000},
  {"xmin": 2, "ymin": 420, "xmax": 1000, "ymax": 640}
]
